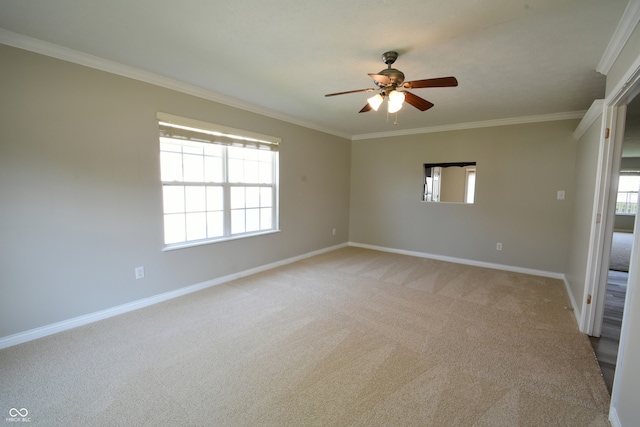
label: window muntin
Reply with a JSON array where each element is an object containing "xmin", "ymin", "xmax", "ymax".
[{"xmin": 158, "ymin": 114, "xmax": 279, "ymax": 248}]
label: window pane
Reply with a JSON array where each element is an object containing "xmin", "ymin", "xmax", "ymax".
[
  {"xmin": 228, "ymin": 146, "xmax": 244, "ymax": 159},
  {"xmin": 258, "ymin": 150, "xmax": 272, "ymax": 162},
  {"xmin": 228, "ymin": 158, "xmax": 244, "ymax": 182},
  {"xmin": 207, "ymin": 211, "xmax": 224, "ymax": 238},
  {"xmin": 244, "ymin": 148, "xmax": 259, "ymax": 161},
  {"xmin": 204, "ymin": 144, "xmax": 222, "ymax": 156},
  {"xmin": 160, "ymin": 152, "xmax": 183, "ymax": 182},
  {"xmin": 160, "ymin": 137, "xmax": 182, "ymax": 152},
  {"xmin": 185, "ymin": 186, "xmax": 206, "ymax": 212},
  {"xmin": 182, "ymin": 141, "xmax": 203, "ymax": 155},
  {"xmin": 183, "ymin": 154, "xmax": 204, "ymax": 182},
  {"xmin": 246, "ymin": 187, "xmax": 260, "ymax": 208},
  {"xmin": 164, "ymin": 213, "xmax": 186, "ymax": 244},
  {"xmin": 231, "ymin": 209, "xmax": 245, "ymax": 234},
  {"xmin": 206, "ymin": 186, "xmax": 223, "ymax": 211},
  {"xmin": 186, "ymin": 212, "xmax": 207, "ymax": 241},
  {"xmin": 204, "ymin": 156, "xmax": 223, "ymax": 182},
  {"xmin": 619, "ymin": 176, "xmax": 640, "ymax": 191},
  {"xmin": 163, "ymin": 186, "xmax": 185, "ymax": 214},
  {"xmin": 260, "ymin": 187, "xmax": 272, "ymax": 207},
  {"xmin": 259, "ymin": 161, "xmax": 273, "ymax": 184},
  {"xmin": 230, "ymin": 187, "xmax": 245, "ymax": 209},
  {"xmin": 245, "ymin": 160, "xmax": 259, "ymax": 183},
  {"xmin": 260, "ymin": 208, "xmax": 272, "ymax": 230},
  {"xmin": 246, "ymin": 208, "xmax": 260, "ymax": 232},
  {"xmin": 617, "ymin": 176, "xmax": 640, "ymax": 214}
]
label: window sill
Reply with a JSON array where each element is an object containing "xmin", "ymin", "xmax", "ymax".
[
  {"xmin": 420, "ymin": 200, "xmax": 474, "ymax": 205},
  {"xmin": 162, "ymin": 229, "xmax": 281, "ymax": 252}
]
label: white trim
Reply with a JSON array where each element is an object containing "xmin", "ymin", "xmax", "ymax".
[
  {"xmin": 606, "ymin": 50, "xmax": 640, "ymax": 107},
  {"xmin": 0, "ymin": 243, "xmax": 348, "ymax": 350},
  {"xmin": 352, "ymin": 111, "xmax": 586, "ymax": 140},
  {"xmin": 610, "ymin": 208, "xmax": 639, "ymax": 424},
  {"xmin": 609, "ymin": 407, "xmax": 622, "ymax": 427},
  {"xmin": 588, "ymin": 36, "xmax": 640, "ymax": 423},
  {"xmin": 348, "ymin": 242, "xmax": 565, "ymax": 280},
  {"xmin": 579, "ymin": 107, "xmax": 623, "ymax": 335},
  {"xmin": 0, "ymin": 29, "xmax": 352, "ymax": 141},
  {"xmin": 1, "ymin": 29, "xmax": 588, "ymax": 142},
  {"xmin": 597, "ymin": 0, "xmax": 640, "ymax": 75},
  {"xmin": 563, "ymin": 277, "xmax": 582, "ymax": 326},
  {"xmin": 573, "ymin": 100, "xmax": 604, "ymax": 140},
  {"xmin": 157, "ymin": 112, "xmax": 281, "ymax": 145}
]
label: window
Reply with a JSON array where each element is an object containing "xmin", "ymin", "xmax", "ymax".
[
  {"xmin": 158, "ymin": 113, "xmax": 279, "ymax": 248},
  {"xmin": 616, "ymin": 173, "xmax": 640, "ymax": 215}
]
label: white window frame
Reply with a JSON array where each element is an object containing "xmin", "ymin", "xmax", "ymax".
[{"xmin": 157, "ymin": 112, "xmax": 280, "ymax": 250}]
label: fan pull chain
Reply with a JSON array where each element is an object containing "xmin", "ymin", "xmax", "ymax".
[{"xmin": 386, "ymin": 111, "xmax": 400, "ymax": 125}]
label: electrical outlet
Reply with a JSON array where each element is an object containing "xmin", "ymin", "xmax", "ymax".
[
  {"xmin": 496, "ymin": 243, "xmax": 502, "ymax": 251},
  {"xmin": 557, "ymin": 190, "xmax": 565, "ymax": 200},
  {"xmin": 332, "ymin": 228, "xmax": 336, "ymax": 236},
  {"xmin": 135, "ymin": 266, "xmax": 145, "ymax": 280}
]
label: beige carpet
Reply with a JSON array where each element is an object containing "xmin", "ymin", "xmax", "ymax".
[{"xmin": 0, "ymin": 247, "xmax": 610, "ymax": 426}]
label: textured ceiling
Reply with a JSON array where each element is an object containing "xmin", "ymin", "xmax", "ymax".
[{"xmin": 0, "ymin": 0, "xmax": 630, "ymax": 139}]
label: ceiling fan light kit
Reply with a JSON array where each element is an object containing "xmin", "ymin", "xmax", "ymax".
[
  {"xmin": 367, "ymin": 93, "xmax": 384, "ymax": 111},
  {"xmin": 387, "ymin": 90, "xmax": 405, "ymax": 113},
  {"xmin": 325, "ymin": 51, "xmax": 458, "ymax": 116}
]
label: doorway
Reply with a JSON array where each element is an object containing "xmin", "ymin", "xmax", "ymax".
[{"xmin": 589, "ymin": 98, "xmax": 640, "ymax": 392}]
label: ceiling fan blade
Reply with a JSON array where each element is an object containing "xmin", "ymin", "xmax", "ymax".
[
  {"xmin": 403, "ymin": 76, "xmax": 458, "ymax": 89},
  {"xmin": 359, "ymin": 103, "xmax": 373, "ymax": 113},
  {"xmin": 325, "ymin": 88, "xmax": 377, "ymax": 97},
  {"xmin": 368, "ymin": 73, "xmax": 391, "ymax": 86},
  {"xmin": 403, "ymin": 91, "xmax": 435, "ymax": 111}
]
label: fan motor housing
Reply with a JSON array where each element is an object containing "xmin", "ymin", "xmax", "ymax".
[{"xmin": 374, "ymin": 68, "xmax": 405, "ymax": 88}]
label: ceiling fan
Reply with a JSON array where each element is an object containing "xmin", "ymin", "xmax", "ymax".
[{"xmin": 325, "ymin": 51, "xmax": 458, "ymax": 114}]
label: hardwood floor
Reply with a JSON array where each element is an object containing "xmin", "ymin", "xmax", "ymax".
[{"xmin": 589, "ymin": 270, "xmax": 626, "ymax": 394}]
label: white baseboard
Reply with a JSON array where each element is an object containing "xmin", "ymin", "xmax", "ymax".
[
  {"xmin": 348, "ymin": 242, "xmax": 566, "ymax": 280},
  {"xmin": 562, "ymin": 277, "xmax": 582, "ymax": 327},
  {"xmin": 609, "ymin": 406, "xmax": 621, "ymax": 427},
  {"xmin": 0, "ymin": 243, "xmax": 348, "ymax": 350}
]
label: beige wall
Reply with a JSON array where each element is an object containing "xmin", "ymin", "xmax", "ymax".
[
  {"xmin": 615, "ymin": 214, "xmax": 635, "ymax": 232},
  {"xmin": 349, "ymin": 120, "xmax": 578, "ymax": 273},
  {"xmin": 440, "ymin": 166, "xmax": 466, "ymax": 203},
  {"xmin": 0, "ymin": 44, "xmax": 351, "ymax": 338}
]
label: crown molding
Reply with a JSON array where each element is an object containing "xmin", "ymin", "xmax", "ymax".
[
  {"xmin": 0, "ymin": 29, "xmax": 352, "ymax": 140},
  {"xmin": 0, "ymin": 29, "xmax": 590, "ymax": 143},
  {"xmin": 597, "ymin": 0, "xmax": 640, "ymax": 75},
  {"xmin": 351, "ymin": 111, "xmax": 586, "ymax": 140},
  {"xmin": 573, "ymin": 100, "xmax": 605, "ymax": 140}
]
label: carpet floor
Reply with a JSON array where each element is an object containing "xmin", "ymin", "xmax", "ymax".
[
  {"xmin": 610, "ymin": 231, "xmax": 633, "ymax": 272},
  {"xmin": 0, "ymin": 247, "xmax": 610, "ymax": 426}
]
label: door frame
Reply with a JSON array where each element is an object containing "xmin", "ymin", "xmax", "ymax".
[
  {"xmin": 581, "ymin": 58, "xmax": 640, "ymax": 336},
  {"xmin": 581, "ymin": 106, "xmax": 626, "ymax": 336}
]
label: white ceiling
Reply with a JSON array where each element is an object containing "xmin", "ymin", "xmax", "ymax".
[{"xmin": 0, "ymin": 0, "xmax": 630, "ymax": 139}]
